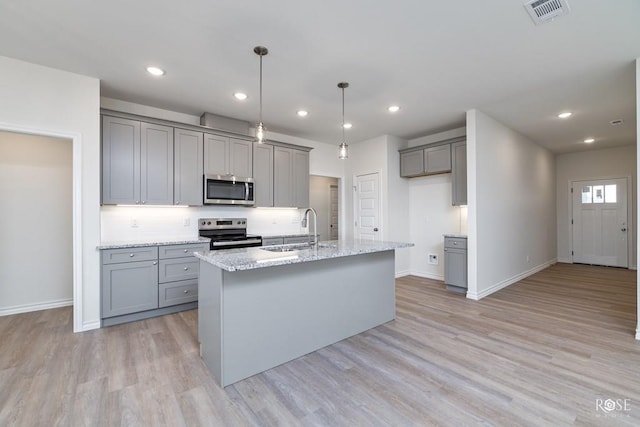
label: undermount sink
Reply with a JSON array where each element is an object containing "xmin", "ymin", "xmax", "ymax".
[{"xmin": 260, "ymin": 242, "xmax": 337, "ymax": 253}]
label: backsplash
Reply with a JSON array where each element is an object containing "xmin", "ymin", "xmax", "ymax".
[{"xmin": 100, "ymin": 205, "xmax": 306, "ymax": 241}]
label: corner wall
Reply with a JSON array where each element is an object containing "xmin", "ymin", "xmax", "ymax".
[
  {"xmin": 467, "ymin": 109, "xmax": 556, "ymax": 300},
  {"xmin": 636, "ymin": 58, "xmax": 640, "ymax": 340},
  {"xmin": 0, "ymin": 56, "xmax": 101, "ymax": 331}
]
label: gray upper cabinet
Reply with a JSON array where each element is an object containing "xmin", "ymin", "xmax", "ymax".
[
  {"xmin": 253, "ymin": 143, "xmax": 274, "ymax": 207},
  {"xmin": 451, "ymin": 141, "xmax": 467, "ymax": 206},
  {"xmin": 102, "ymin": 116, "xmax": 141, "ymax": 204},
  {"xmin": 141, "ymin": 122, "xmax": 174, "ymax": 205},
  {"xmin": 273, "ymin": 145, "xmax": 311, "ymax": 208},
  {"xmin": 400, "ymin": 150, "xmax": 424, "ymax": 177},
  {"xmin": 102, "ymin": 116, "xmax": 173, "ymax": 205},
  {"xmin": 174, "ymin": 128, "xmax": 203, "ymax": 206},
  {"xmin": 424, "ymin": 145, "xmax": 451, "ymax": 174},
  {"xmin": 204, "ymin": 134, "xmax": 253, "ymax": 178}
]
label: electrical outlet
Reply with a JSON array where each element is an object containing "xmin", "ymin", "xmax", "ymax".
[
  {"xmin": 183, "ymin": 218, "xmax": 190, "ymax": 227},
  {"xmin": 428, "ymin": 253, "xmax": 438, "ymax": 265},
  {"xmin": 131, "ymin": 218, "xmax": 138, "ymax": 228}
]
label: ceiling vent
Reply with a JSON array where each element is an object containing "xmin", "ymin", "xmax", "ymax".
[{"xmin": 524, "ymin": 0, "xmax": 570, "ymax": 25}]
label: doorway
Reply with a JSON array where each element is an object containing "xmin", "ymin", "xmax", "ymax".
[
  {"xmin": 309, "ymin": 175, "xmax": 340, "ymax": 241},
  {"xmin": 571, "ymin": 177, "xmax": 630, "ymax": 268},
  {"xmin": 355, "ymin": 173, "xmax": 380, "ymax": 241},
  {"xmin": 0, "ymin": 131, "xmax": 74, "ymax": 314}
]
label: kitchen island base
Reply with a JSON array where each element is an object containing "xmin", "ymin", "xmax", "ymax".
[{"xmin": 198, "ymin": 250, "xmax": 396, "ymax": 387}]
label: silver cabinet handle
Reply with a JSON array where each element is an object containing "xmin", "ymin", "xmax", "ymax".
[
  {"xmin": 183, "ymin": 267, "xmax": 189, "ymax": 271},
  {"xmin": 129, "ymin": 253, "xmax": 135, "ymax": 257},
  {"xmin": 152, "ymin": 261, "xmax": 157, "ymax": 265},
  {"xmin": 183, "ymin": 290, "xmax": 189, "ymax": 294},
  {"xmin": 183, "ymin": 249, "xmax": 188, "ymax": 253},
  {"xmin": 453, "ymin": 242, "xmax": 458, "ymax": 245},
  {"xmin": 135, "ymin": 201, "xmax": 140, "ymax": 204},
  {"xmin": 142, "ymin": 201, "xmax": 146, "ymax": 204}
]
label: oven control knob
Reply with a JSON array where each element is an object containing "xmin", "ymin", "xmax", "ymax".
[
  {"xmin": 207, "ymin": 221, "xmax": 211, "ymax": 225},
  {"xmin": 201, "ymin": 221, "xmax": 205, "ymax": 225}
]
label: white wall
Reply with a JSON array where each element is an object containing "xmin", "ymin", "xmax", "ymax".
[
  {"xmin": 309, "ymin": 175, "xmax": 339, "ymax": 241},
  {"xmin": 556, "ymin": 145, "xmax": 636, "ymax": 265},
  {"xmin": 467, "ymin": 109, "xmax": 556, "ymax": 300},
  {"xmin": 408, "ymin": 127, "xmax": 466, "ymax": 148},
  {"xmin": 344, "ymin": 135, "xmax": 411, "ymax": 275},
  {"xmin": 0, "ymin": 132, "xmax": 73, "ymax": 313},
  {"xmin": 0, "ymin": 56, "xmax": 101, "ymax": 330}
]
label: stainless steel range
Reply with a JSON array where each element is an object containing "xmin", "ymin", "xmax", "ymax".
[{"xmin": 198, "ymin": 218, "xmax": 262, "ymax": 250}]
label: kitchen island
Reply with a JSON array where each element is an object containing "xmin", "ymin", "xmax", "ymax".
[{"xmin": 195, "ymin": 240, "xmax": 413, "ymax": 387}]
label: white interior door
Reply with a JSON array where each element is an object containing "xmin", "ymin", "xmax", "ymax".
[
  {"xmin": 355, "ymin": 173, "xmax": 380, "ymax": 241},
  {"xmin": 329, "ymin": 184, "xmax": 339, "ymax": 240},
  {"xmin": 572, "ymin": 178, "xmax": 628, "ymax": 267}
]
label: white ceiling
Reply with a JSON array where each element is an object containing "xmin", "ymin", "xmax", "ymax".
[{"xmin": 0, "ymin": 0, "xmax": 638, "ymax": 153}]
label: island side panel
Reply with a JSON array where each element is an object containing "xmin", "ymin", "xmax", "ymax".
[
  {"xmin": 198, "ymin": 260, "xmax": 224, "ymax": 385},
  {"xmin": 221, "ymin": 250, "xmax": 395, "ymax": 386}
]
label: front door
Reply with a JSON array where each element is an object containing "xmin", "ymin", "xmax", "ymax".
[
  {"xmin": 355, "ymin": 173, "xmax": 380, "ymax": 241},
  {"xmin": 572, "ymin": 178, "xmax": 628, "ymax": 267}
]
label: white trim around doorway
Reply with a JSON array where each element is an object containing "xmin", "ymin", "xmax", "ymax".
[{"xmin": 0, "ymin": 122, "xmax": 85, "ymax": 332}]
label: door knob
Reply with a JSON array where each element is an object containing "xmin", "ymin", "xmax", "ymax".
[
  {"xmin": 621, "ymin": 228, "xmax": 627, "ymax": 232},
  {"xmin": 373, "ymin": 228, "xmax": 379, "ymax": 232}
]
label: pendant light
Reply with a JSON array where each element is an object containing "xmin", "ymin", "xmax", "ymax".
[
  {"xmin": 254, "ymin": 46, "xmax": 268, "ymax": 143},
  {"xmin": 337, "ymin": 82, "xmax": 349, "ymax": 159}
]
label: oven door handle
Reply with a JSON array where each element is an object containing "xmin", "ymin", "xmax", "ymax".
[{"xmin": 212, "ymin": 238, "xmax": 262, "ymax": 247}]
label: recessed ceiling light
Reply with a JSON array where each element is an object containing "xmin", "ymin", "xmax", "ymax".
[
  {"xmin": 297, "ymin": 110, "xmax": 308, "ymax": 117},
  {"xmin": 234, "ymin": 92, "xmax": 248, "ymax": 101},
  {"xmin": 343, "ymin": 123, "xmax": 352, "ymax": 129},
  {"xmin": 388, "ymin": 105, "xmax": 400, "ymax": 113},
  {"xmin": 584, "ymin": 138, "xmax": 595, "ymax": 144},
  {"xmin": 557, "ymin": 112, "xmax": 572, "ymax": 119},
  {"xmin": 146, "ymin": 66, "xmax": 165, "ymax": 76}
]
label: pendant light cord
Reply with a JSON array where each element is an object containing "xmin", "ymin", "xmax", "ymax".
[
  {"xmin": 341, "ymin": 87, "xmax": 345, "ymax": 143},
  {"xmin": 259, "ymin": 54, "xmax": 263, "ymax": 124}
]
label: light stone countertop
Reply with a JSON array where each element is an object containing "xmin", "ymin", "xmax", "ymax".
[
  {"xmin": 443, "ymin": 234, "xmax": 467, "ymax": 239},
  {"xmin": 261, "ymin": 233, "xmax": 319, "ymax": 238},
  {"xmin": 97, "ymin": 236, "xmax": 210, "ymax": 250},
  {"xmin": 195, "ymin": 239, "xmax": 414, "ymax": 272}
]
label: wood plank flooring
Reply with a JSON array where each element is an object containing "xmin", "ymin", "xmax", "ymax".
[{"xmin": 1, "ymin": 263, "xmax": 639, "ymax": 426}]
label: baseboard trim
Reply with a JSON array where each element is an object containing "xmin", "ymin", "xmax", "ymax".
[
  {"xmin": 466, "ymin": 258, "xmax": 557, "ymax": 301},
  {"xmin": 557, "ymin": 258, "xmax": 572, "ymax": 264},
  {"xmin": 395, "ymin": 269, "xmax": 411, "ymax": 278},
  {"xmin": 409, "ymin": 270, "xmax": 444, "ymax": 281},
  {"xmin": 636, "ymin": 327, "xmax": 640, "ymax": 341},
  {"xmin": 0, "ymin": 298, "xmax": 73, "ymax": 317}
]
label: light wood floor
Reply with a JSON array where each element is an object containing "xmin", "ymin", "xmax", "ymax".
[{"xmin": 1, "ymin": 263, "xmax": 639, "ymax": 426}]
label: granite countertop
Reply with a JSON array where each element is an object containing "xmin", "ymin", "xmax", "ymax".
[
  {"xmin": 195, "ymin": 239, "xmax": 414, "ymax": 272},
  {"xmin": 443, "ymin": 234, "xmax": 467, "ymax": 238},
  {"xmin": 97, "ymin": 236, "xmax": 210, "ymax": 250},
  {"xmin": 261, "ymin": 233, "xmax": 320, "ymax": 238}
]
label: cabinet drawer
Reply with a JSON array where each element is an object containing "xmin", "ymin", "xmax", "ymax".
[
  {"xmin": 159, "ymin": 280, "xmax": 198, "ymax": 307},
  {"xmin": 444, "ymin": 237, "xmax": 467, "ymax": 249},
  {"xmin": 262, "ymin": 237, "xmax": 284, "ymax": 246},
  {"xmin": 159, "ymin": 243, "xmax": 208, "ymax": 259},
  {"xmin": 102, "ymin": 246, "xmax": 158, "ymax": 265},
  {"xmin": 158, "ymin": 258, "xmax": 199, "ymax": 283}
]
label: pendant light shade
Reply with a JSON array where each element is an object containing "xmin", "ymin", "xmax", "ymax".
[
  {"xmin": 254, "ymin": 46, "xmax": 268, "ymax": 143},
  {"xmin": 337, "ymin": 82, "xmax": 349, "ymax": 159}
]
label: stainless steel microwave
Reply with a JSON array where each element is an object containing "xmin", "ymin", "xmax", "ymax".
[{"xmin": 203, "ymin": 175, "xmax": 255, "ymax": 206}]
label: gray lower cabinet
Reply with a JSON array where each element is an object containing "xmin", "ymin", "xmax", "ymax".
[
  {"xmin": 261, "ymin": 237, "xmax": 284, "ymax": 246},
  {"xmin": 102, "ymin": 116, "xmax": 174, "ymax": 205},
  {"xmin": 101, "ymin": 243, "xmax": 207, "ymax": 326},
  {"xmin": 451, "ymin": 141, "xmax": 467, "ymax": 206},
  {"xmin": 444, "ymin": 237, "xmax": 467, "ymax": 292},
  {"xmin": 174, "ymin": 128, "xmax": 203, "ymax": 206},
  {"xmin": 284, "ymin": 236, "xmax": 310, "ymax": 244}
]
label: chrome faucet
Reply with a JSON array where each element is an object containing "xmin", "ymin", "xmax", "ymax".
[{"xmin": 302, "ymin": 208, "xmax": 318, "ymax": 246}]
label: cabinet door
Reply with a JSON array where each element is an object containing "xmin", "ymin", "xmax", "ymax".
[
  {"xmin": 102, "ymin": 260, "xmax": 159, "ymax": 317},
  {"xmin": 102, "ymin": 116, "xmax": 140, "ymax": 204},
  {"xmin": 444, "ymin": 248, "xmax": 467, "ymax": 288},
  {"xmin": 292, "ymin": 149, "xmax": 310, "ymax": 207},
  {"xmin": 174, "ymin": 129, "xmax": 203, "ymax": 206},
  {"xmin": 204, "ymin": 134, "xmax": 229, "ymax": 176},
  {"xmin": 229, "ymin": 138, "xmax": 253, "ymax": 178},
  {"xmin": 253, "ymin": 143, "xmax": 274, "ymax": 207},
  {"xmin": 424, "ymin": 145, "xmax": 451, "ymax": 174},
  {"xmin": 400, "ymin": 150, "xmax": 424, "ymax": 177},
  {"xmin": 141, "ymin": 122, "xmax": 174, "ymax": 205},
  {"xmin": 274, "ymin": 147, "xmax": 293, "ymax": 207},
  {"xmin": 451, "ymin": 141, "xmax": 467, "ymax": 206}
]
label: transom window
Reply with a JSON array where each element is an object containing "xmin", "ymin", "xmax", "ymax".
[{"xmin": 581, "ymin": 184, "xmax": 616, "ymax": 204}]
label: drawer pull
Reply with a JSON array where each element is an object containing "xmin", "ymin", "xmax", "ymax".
[
  {"xmin": 129, "ymin": 253, "xmax": 135, "ymax": 257},
  {"xmin": 183, "ymin": 290, "xmax": 189, "ymax": 294},
  {"xmin": 184, "ymin": 249, "xmax": 188, "ymax": 253},
  {"xmin": 183, "ymin": 267, "xmax": 189, "ymax": 271},
  {"xmin": 153, "ymin": 261, "xmax": 158, "ymax": 265},
  {"xmin": 453, "ymin": 242, "xmax": 458, "ymax": 245}
]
